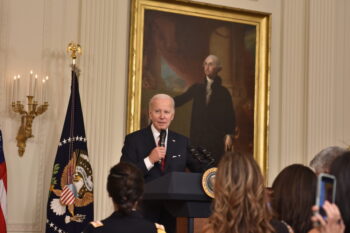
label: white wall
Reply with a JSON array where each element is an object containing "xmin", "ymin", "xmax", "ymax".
[{"xmin": 0, "ymin": 0, "xmax": 349, "ymax": 232}]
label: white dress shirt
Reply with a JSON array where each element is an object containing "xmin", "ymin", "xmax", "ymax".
[{"xmin": 143, "ymin": 124, "xmax": 168, "ymax": 170}]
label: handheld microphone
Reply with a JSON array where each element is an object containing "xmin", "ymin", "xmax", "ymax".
[
  {"xmin": 158, "ymin": 129, "xmax": 167, "ymax": 168},
  {"xmin": 159, "ymin": 129, "xmax": 166, "ymax": 147}
]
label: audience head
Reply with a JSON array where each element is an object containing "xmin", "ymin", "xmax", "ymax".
[
  {"xmin": 310, "ymin": 146, "xmax": 347, "ymax": 175},
  {"xmin": 107, "ymin": 162, "xmax": 144, "ymax": 215},
  {"xmin": 330, "ymin": 151, "xmax": 350, "ymax": 233},
  {"xmin": 271, "ymin": 164, "xmax": 317, "ymax": 233},
  {"xmin": 148, "ymin": 93, "xmax": 175, "ymax": 131},
  {"xmin": 205, "ymin": 152, "xmax": 274, "ymax": 233}
]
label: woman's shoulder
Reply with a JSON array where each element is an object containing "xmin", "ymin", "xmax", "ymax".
[
  {"xmin": 83, "ymin": 212, "xmax": 164, "ymax": 233},
  {"xmin": 83, "ymin": 220, "xmax": 104, "ymax": 233}
]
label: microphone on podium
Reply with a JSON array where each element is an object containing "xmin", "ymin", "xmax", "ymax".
[{"xmin": 188, "ymin": 146, "xmax": 215, "ymax": 170}]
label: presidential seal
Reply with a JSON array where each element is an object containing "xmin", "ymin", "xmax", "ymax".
[
  {"xmin": 202, "ymin": 167, "xmax": 217, "ymax": 198},
  {"xmin": 50, "ymin": 149, "xmax": 93, "ymax": 223}
]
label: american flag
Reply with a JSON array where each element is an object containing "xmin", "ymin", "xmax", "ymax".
[{"xmin": 0, "ymin": 130, "xmax": 7, "ymax": 233}]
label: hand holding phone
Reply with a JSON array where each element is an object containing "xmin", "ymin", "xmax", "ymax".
[
  {"xmin": 315, "ymin": 173, "xmax": 336, "ymax": 219},
  {"xmin": 311, "ymin": 201, "xmax": 344, "ymax": 233}
]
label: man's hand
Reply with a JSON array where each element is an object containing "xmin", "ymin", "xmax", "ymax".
[
  {"xmin": 148, "ymin": 147, "xmax": 166, "ymax": 164},
  {"xmin": 224, "ymin": 134, "xmax": 233, "ymax": 152}
]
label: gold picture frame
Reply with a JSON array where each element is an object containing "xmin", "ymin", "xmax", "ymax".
[{"xmin": 127, "ymin": 0, "xmax": 270, "ymax": 175}]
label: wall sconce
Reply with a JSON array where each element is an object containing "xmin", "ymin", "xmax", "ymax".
[{"xmin": 11, "ymin": 71, "xmax": 49, "ymax": 156}]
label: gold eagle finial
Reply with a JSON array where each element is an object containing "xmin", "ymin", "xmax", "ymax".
[{"xmin": 67, "ymin": 42, "xmax": 82, "ymax": 60}]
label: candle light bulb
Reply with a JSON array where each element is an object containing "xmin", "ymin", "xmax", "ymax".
[
  {"xmin": 33, "ymin": 75, "xmax": 38, "ymax": 99},
  {"xmin": 45, "ymin": 76, "xmax": 49, "ymax": 80},
  {"xmin": 16, "ymin": 75, "xmax": 20, "ymax": 101},
  {"xmin": 42, "ymin": 79, "xmax": 46, "ymax": 103},
  {"xmin": 29, "ymin": 71, "xmax": 33, "ymax": 96},
  {"xmin": 12, "ymin": 76, "xmax": 17, "ymax": 102}
]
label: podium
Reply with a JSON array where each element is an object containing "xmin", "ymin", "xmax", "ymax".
[{"xmin": 143, "ymin": 172, "xmax": 212, "ymax": 233}]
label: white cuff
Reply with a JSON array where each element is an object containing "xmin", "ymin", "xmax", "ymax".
[{"xmin": 144, "ymin": 157, "xmax": 154, "ymax": 171}]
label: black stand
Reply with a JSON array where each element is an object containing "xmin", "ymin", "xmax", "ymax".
[
  {"xmin": 144, "ymin": 172, "xmax": 212, "ymax": 233},
  {"xmin": 188, "ymin": 217, "xmax": 194, "ymax": 233}
]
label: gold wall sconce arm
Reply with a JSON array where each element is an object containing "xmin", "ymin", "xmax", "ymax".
[{"xmin": 12, "ymin": 96, "xmax": 48, "ymax": 156}]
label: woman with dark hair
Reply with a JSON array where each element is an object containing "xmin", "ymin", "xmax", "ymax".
[
  {"xmin": 204, "ymin": 152, "xmax": 288, "ymax": 233},
  {"xmin": 271, "ymin": 164, "xmax": 317, "ymax": 233},
  {"xmin": 330, "ymin": 151, "xmax": 350, "ymax": 233},
  {"xmin": 84, "ymin": 162, "xmax": 165, "ymax": 233}
]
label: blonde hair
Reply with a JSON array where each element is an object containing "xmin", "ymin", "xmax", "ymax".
[{"xmin": 204, "ymin": 152, "xmax": 274, "ymax": 233}]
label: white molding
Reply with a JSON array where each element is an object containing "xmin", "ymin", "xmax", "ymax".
[
  {"xmin": 270, "ymin": 0, "xmax": 308, "ymax": 176},
  {"xmin": 334, "ymin": 0, "xmax": 350, "ymax": 148},
  {"xmin": 306, "ymin": 0, "xmax": 336, "ymax": 158},
  {"xmin": 79, "ymin": 0, "xmax": 129, "ymax": 220},
  {"xmin": 0, "ymin": 0, "xmax": 9, "ymax": 117}
]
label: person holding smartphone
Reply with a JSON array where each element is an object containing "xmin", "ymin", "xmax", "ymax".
[
  {"xmin": 308, "ymin": 201, "xmax": 345, "ymax": 233},
  {"xmin": 315, "ymin": 173, "xmax": 337, "ymax": 219}
]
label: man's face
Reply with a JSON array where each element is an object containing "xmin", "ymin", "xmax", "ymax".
[
  {"xmin": 203, "ymin": 56, "xmax": 219, "ymax": 79},
  {"xmin": 149, "ymin": 97, "xmax": 174, "ymax": 131}
]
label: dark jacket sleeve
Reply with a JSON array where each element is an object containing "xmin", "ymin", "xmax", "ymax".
[
  {"xmin": 120, "ymin": 134, "xmax": 149, "ymax": 176},
  {"xmin": 174, "ymin": 84, "xmax": 198, "ymax": 107},
  {"xmin": 82, "ymin": 223, "xmax": 94, "ymax": 233}
]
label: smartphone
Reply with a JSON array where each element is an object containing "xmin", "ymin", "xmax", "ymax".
[{"xmin": 315, "ymin": 173, "xmax": 336, "ymax": 218}]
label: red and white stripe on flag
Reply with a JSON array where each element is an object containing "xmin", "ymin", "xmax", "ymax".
[
  {"xmin": 60, "ymin": 184, "xmax": 76, "ymax": 205},
  {"xmin": 0, "ymin": 155, "xmax": 7, "ymax": 233}
]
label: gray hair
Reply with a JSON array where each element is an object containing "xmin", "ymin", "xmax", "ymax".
[
  {"xmin": 205, "ymin": 54, "xmax": 222, "ymax": 69},
  {"xmin": 148, "ymin": 93, "xmax": 175, "ymax": 111},
  {"xmin": 309, "ymin": 146, "xmax": 347, "ymax": 174}
]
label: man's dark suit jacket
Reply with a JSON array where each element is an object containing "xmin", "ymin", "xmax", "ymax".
[{"xmin": 120, "ymin": 125, "xmax": 201, "ymax": 183}]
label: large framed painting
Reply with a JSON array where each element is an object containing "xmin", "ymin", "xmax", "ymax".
[{"xmin": 127, "ymin": 0, "xmax": 270, "ymax": 175}]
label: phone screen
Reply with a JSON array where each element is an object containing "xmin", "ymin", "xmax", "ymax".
[{"xmin": 316, "ymin": 174, "xmax": 336, "ymax": 218}]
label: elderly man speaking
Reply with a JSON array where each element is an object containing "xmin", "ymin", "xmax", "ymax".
[{"xmin": 120, "ymin": 93, "xmax": 202, "ymax": 233}]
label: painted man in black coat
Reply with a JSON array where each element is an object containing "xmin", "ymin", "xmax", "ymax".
[
  {"xmin": 120, "ymin": 94, "xmax": 202, "ymax": 233},
  {"xmin": 174, "ymin": 55, "xmax": 235, "ymax": 164}
]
